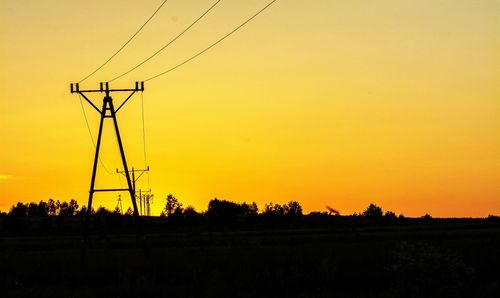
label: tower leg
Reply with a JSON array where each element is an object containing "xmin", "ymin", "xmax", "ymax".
[
  {"xmin": 108, "ymin": 98, "xmax": 148, "ymax": 255},
  {"xmin": 81, "ymin": 99, "xmax": 108, "ymax": 259}
]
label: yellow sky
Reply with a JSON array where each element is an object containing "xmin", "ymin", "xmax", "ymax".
[{"xmin": 1, "ymin": 0, "xmax": 499, "ymax": 217}]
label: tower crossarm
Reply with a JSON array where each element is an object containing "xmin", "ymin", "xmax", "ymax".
[{"xmin": 70, "ymin": 82, "xmax": 145, "ymax": 114}]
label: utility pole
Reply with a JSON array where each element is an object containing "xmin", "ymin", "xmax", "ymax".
[
  {"xmin": 70, "ymin": 81, "xmax": 147, "ymax": 257},
  {"xmin": 117, "ymin": 167, "xmax": 149, "ymax": 215}
]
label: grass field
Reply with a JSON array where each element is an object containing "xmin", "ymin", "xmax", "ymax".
[{"xmin": 1, "ymin": 217, "xmax": 499, "ymax": 297}]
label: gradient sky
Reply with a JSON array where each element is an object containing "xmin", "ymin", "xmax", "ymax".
[{"xmin": 1, "ymin": 0, "xmax": 499, "ymax": 217}]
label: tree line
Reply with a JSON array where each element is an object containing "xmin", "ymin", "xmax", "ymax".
[
  {"xmin": 2, "ymin": 196, "xmax": 499, "ymax": 231},
  {"xmin": 1, "ymin": 195, "xmax": 404, "ymax": 221},
  {"xmin": 159, "ymin": 194, "xmax": 305, "ymax": 222},
  {"xmin": 6, "ymin": 199, "xmax": 80, "ymax": 217}
]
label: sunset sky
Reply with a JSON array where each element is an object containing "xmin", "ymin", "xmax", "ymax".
[{"xmin": 0, "ymin": 0, "xmax": 498, "ymax": 217}]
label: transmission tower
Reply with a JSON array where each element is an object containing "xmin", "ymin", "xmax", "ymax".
[
  {"xmin": 117, "ymin": 167, "xmax": 150, "ymax": 215},
  {"xmin": 144, "ymin": 190, "xmax": 154, "ymax": 217},
  {"xmin": 70, "ymin": 81, "xmax": 146, "ymax": 256},
  {"xmin": 138, "ymin": 189, "xmax": 154, "ymax": 216},
  {"xmin": 116, "ymin": 194, "xmax": 123, "ymax": 214}
]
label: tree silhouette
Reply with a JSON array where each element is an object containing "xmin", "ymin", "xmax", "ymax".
[
  {"xmin": 125, "ymin": 207, "xmax": 134, "ymax": 216},
  {"xmin": 286, "ymin": 201, "xmax": 303, "ymax": 217},
  {"xmin": 68, "ymin": 199, "xmax": 79, "ymax": 215},
  {"xmin": 362, "ymin": 203, "xmax": 383, "ymax": 219},
  {"xmin": 384, "ymin": 211, "xmax": 397, "ymax": 219},
  {"xmin": 95, "ymin": 206, "xmax": 110, "ymax": 216},
  {"xmin": 263, "ymin": 201, "xmax": 303, "ymax": 218},
  {"xmin": 47, "ymin": 199, "xmax": 57, "ymax": 216},
  {"xmin": 182, "ymin": 206, "xmax": 202, "ymax": 223},
  {"xmin": 58, "ymin": 201, "xmax": 71, "ymax": 216},
  {"xmin": 421, "ymin": 213, "xmax": 432, "ymax": 220},
  {"xmin": 263, "ymin": 202, "xmax": 285, "ymax": 216},
  {"xmin": 163, "ymin": 194, "xmax": 183, "ymax": 217},
  {"xmin": 241, "ymin": 202, "xmax": 259, "ymax": 216},
  {"xmin": 78, "ymin": 205, "xmax": 89, "ymax": 216},
  {"xmin": 27, "ymin": 201, "xmax": 48, "ymax": 217},
  {"xmin": 183, "ymin": 205, "xmax": 198, "ymax": 216},
  {"xmin": 206, "ymin": 198, "xmax": 256, "ymax": 222},
  {"xmin": 9, "ymin": 202, "xmax": 28, "ymax": 217}
]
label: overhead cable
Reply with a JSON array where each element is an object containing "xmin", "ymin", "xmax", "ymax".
[
  {"xmin": 144, "ymin": 0, "xmax": 278, "ymax": 82},
  {"xmin": 109, "ymin": 0, "xmax": 222, "ymax": 82},
  {"xmin": 141, "ymin": 92, "xmax": 148, "ymax": 169},
  {"xmin": 79, "ymin": 0, "xmax": 169, "ymax": 83},
  {"xmin": 141, "ymin": 92, "xmax": 151, "ymax": 189}
]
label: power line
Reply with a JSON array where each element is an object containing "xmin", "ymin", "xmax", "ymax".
[
  {"xmin": 109, "ymin": 0, "xmax": 222, "ymax": 82},
  {"xmin": 78, "ymin": 94, "xmax": 113, "ymax": 175},
  {"xmin": 145, "ymin": 0, "xmax": 278, "ymax": 82},
  {"xmin": 79, "ymin": 0, "xmax": 169, "ymax": 83},
  {"xmin": 141, "ymin": 92, "xmax": 148, "ymax": 169},
  {"xmin": 141, "ymin": 92, "xmax": 151, "ymax": 190}
]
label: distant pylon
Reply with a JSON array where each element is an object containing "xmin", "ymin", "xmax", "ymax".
[
  {"xmin": 138, "ymin": 189, "xmax": 154, "ymax": 216},
  {"xmin": 117, "ymin": 194, "xmax": 123, "ymax": 214},
  {"xmin": 117, "ymin": 167, "xmax": 149, "ymax": 215}
]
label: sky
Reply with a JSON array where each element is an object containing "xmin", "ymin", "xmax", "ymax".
[{"xmin": 0, "ymin": 0, "xmax": 499, "ymax": 217}]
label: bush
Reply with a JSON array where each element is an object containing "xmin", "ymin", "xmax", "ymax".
[
  {"xmin": 362, "ymin": 203, "xmax": 383, "ymax": 219},
  {"xmin": 206, "ymin": 198, "xmax": 256, "ymax": 222}
]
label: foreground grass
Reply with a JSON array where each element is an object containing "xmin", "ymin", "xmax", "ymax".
[{"xmin": 0, "ymin": 218, "xmax": 499, "ymax": 297}]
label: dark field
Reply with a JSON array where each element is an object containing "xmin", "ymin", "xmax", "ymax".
[{"xmin": 1, "ymin": 217, "xmax": 499, "ymax": 297}]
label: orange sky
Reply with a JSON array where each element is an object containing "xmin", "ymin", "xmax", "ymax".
[{"xmin": 0, "ymin": 0, "xmax": 499, "ymax": 217}]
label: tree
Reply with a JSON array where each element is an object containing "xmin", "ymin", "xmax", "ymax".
[
  {"xmin": 58, "ymin": 201, "xmax": 71, "ymax": 216},
  {"xmin": 384, "ymin": 211, "xmax": 397, "ymax": 219},
  {"xmin": 56, "ymin": 200, "xmax": 79, "ymax": 216},
  {"xmin": 47, "ymin": 199, "xmax": 57, "ymax": 216},
  {"xmin": 68, "ymin": 199, "xmax": 79, "ymax": 215},
  {"xmin": 263, "ymin": 202, "xmax": 285, "ymax": 216},
  {"xmin": 421, "ymin": 213, "xmax": 432, "ymax": 220},
  {"xmin": 27, "ymin": 201, "xmax": 48, "ymax": 217},
  {"xmin": 95, "ymin": 206, "xmax": 111, "ymax": 216},
  {"xmin": 163, "ymin": 194, "xmax": 183, "ymax": 217},
  {"xmin": 241, "ymin": 202, "xmax": 259, "ymax": 216},
  {"xmin": 362, "ymin": 203, "xmax": 383, "ymax": 219},
  {"xmin": 262, "ymin": 201, "xmax": 303, "ymax": 219},
  {"xmin": 206, "ymin": 198, "xmax": 257, "ymax": 222},
  {"xmin": 9, "ymin": 202, "xmax": 28, "ymax": 217},
  {"xmin": 286, "ymin": 201, "xmax": 303, "ymax": 217},
  {"xmin": 78, "ymin": 205, "xmax": 88, "ymax": 216},
  {"xmin": 183, "ymin": 206, "xmax": 198, "ymax": 217},
  {"xmin": 125, "ymin": 207, "xmax": 134, "ymax": 216},
  {"xmin": 183, "ymin": 205, "xmax": 201, "ymax": 222}
]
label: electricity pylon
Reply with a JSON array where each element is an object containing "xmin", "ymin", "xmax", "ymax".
[
  {"xmin": 116, "ymin": 194, "xmax": 123, "ymax": 214},
  {"xmin": 117, "ymin": 167, "xmax": 150, "ymax": 215},
  {"xmin": 70, "ymin": 81, "xmax": 147, "ymax": 256},
  {"xmin": 138, "ymin": 189, "xmax": 154, "ymax": 216}
]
